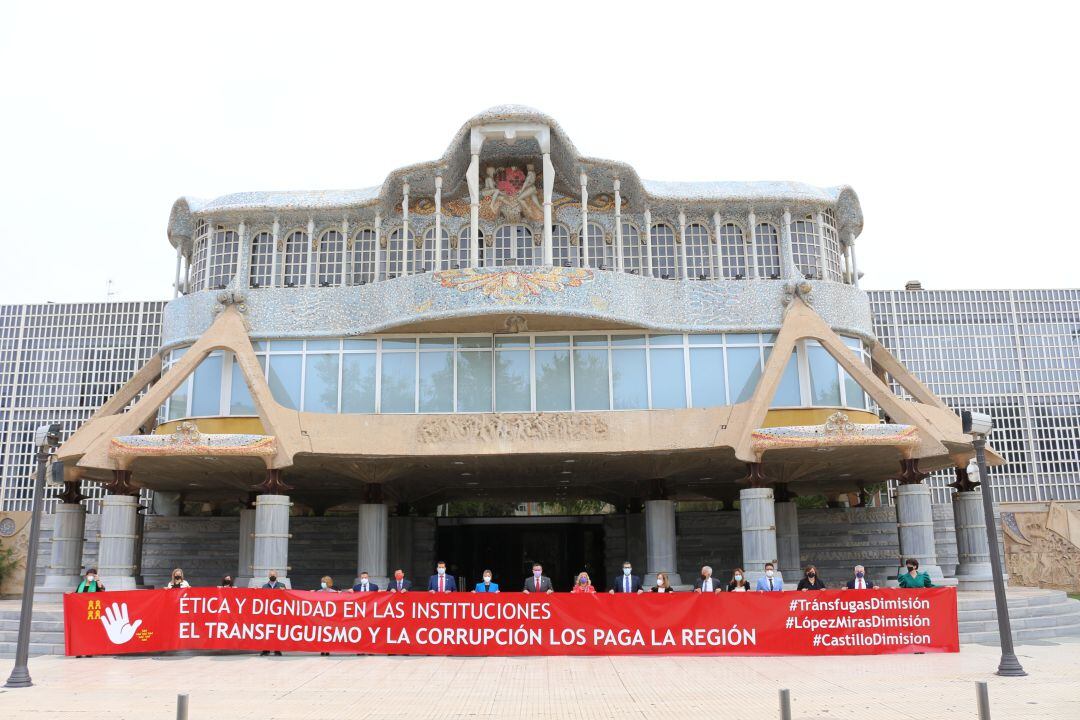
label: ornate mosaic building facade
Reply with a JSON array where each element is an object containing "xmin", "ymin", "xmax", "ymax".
[{"xmin": 9, "ymin": 107, "xmax": 1071, "ymax": 594}]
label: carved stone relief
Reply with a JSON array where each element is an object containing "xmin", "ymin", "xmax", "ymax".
[{"xmin": 416, "ymin": 413, "xmax": 609, "ymax": 444}]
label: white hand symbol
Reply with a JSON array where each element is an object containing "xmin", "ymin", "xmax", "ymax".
[{"xmin": 100, "ymin": 602, "xmax": 142, "ymax": 645}]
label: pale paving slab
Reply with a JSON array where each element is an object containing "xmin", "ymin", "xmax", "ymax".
[{"xmin": 0, "ymin": 641, "xmax": 1078, "ymax": 719}]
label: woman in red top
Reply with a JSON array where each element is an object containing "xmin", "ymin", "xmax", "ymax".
[{"xmin": 571, "ymin": 571, "xmax": 597, "ymax": 593}]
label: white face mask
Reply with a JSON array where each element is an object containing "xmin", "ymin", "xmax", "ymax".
[
  {"xmin": 86, "ymin": 575, "xmax": 95, "ymax": 583},
  {"xmin": 765, "ymin": 569, "xmax": 775, "ymax": 578},
  {"xmin": 483, "ymin": 576, "xmax": 491, "ymax": 583},
  {"xmin": 361, "ymin": 578, "xmax": 369, "ymax": 585},
  {"xmin": 623, "ymin": 568, "xmax": 632, "ymax": 576},
  {"xmin": 437, "ymin": 568, "xmax": 445, "ymax": 576},
  {"xmin": 656, "ymin": 577, "xmax": 664, "ymax": 586},
  {"xmin": 320, "ymin": 582, "xmax": 327, "ymax": 589},
  {"xmin": 734, "ymin": 575, "xmax": 742, "ymax": 582}
]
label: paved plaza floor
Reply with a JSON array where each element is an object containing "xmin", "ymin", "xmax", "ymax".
[{"xmin": 1, "ymin": 638, "xmax": 1079, "ymax": 719}]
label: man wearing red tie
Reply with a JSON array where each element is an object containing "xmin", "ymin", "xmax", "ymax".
[
  {"xmin": 427, "ymin": 561, "xmax": 458, "ymax": 593},
  {"xmin": 522, "ymin": 563, "xmax": 554, "ymax": 594}
]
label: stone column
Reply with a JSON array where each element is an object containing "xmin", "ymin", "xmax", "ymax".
[
  {"xmin": 894, "ymin": 460, "xmax": 946, "ymax": 584},
  {"xmin": 306, "ymin": 216, "xmax": 316, "ymax": 286},
  {"xmin": 236, "ymin": 506, "xmax": 256, "ymax": 587},
  {"xmin": 249, "ymin": 483, "xmax": 292, "ymax": 588},
  {"xmin": 357, "ymin": 500, "xmax": 389, "ymax": 588},
  {"xmin": 580, "ymin": 172, "xmax": 590, "ymax": 268},
  {"xmin": 815, "ymin": 210, "xmax": 828, "ymax": 280},
  {"xmin": 780, "ymin": 207, "xmax": 799, "ymax": 280},
  {"xmin": 644, "ymin": 493, "xmax": 681, "ymax": 587},
  {"xmin": 677, "ymin": 209, "xmax": 689, "ymax": 280},
  {"xmin": 540, "ymin": 128, "xmax": 554, "ymax": 265},
  {"xmin": 949, "ymin": 462, "xmax": 996, "ymax": 590},
  {"xmin": 401, "ymin": 181, "xmax": 411, "ymax": 274},
  {"xmin": 433, "ymin": 175, "xmax": 443, "ymax": 271},
  {"xmin": 173, "ymin": 243, "xmax": 183, "ymax": 298},
  {"xmin": 42, "ymin": 500, "xmax": 86, "ymax": 594},
  {"xmin": 774, "ymin": 485, "xmax": 800, "ymax": 577},
  {"xmin": 746, "ymin": 210, "xmax": 758, "ymax": 279},
  {"xmin": 98, "ymin": 489, "xmax": 140, "ymax": 591},
  {"xmin": 614, "ymin": 179, "xmax": 624, "ymax": 272},
  {"xmin": 740, "ymin": 464, "xmax": 778, "ymax": 584},
  {"xmin": 373, "ymin": 212, "xmax": 382, "ymax": 281},
  {"xmin": 848, "ymin": 232, "xmax": 859, "ymax": 288},
  {"xmin": 642, "ymin": 208, "xmax": 652, "ymax": 277},
  {"xmin": 467, "ymin": 129, "xmax": 482, "ymax": 269},
  {"xmin": 270, "ymin": 216, "xmax": 281, "ymax": 287}
]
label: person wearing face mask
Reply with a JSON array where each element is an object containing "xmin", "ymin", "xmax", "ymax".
[
  {"xmin": 427, "ymin": 561, "xmax": 458, "ymax": 593},
  {"xmin": 75, "ymin": 568, "xmax": 104, "ymax": 593},
  {"xmin": 261, "ymin": 569, "xmax": 286, "ymax": 656},
  {"xmin": 316, "ymin": 575, "xmax": 337, "ymax": 592},
  {"xmin": 754, "ymin": 563, "xmax": 783, "ymax": 591},
  {"xmin": 165, "ymin": 568, "xmax": 190, "ymax": 589},
  {"xmin": 473, "ymin": 569, "xmax": 499, "ymax": 593},
  {"xmin": 727, "ymin": 568, "xmax": 750, "ymax": 592},
  {"xmin": 844, "ymin": 564, "xmax": 876, "ymax": 590},
  {"xmin": 388, "ymin": 569, "xmax": 412, "ymax": 592},
  {"xmin": 796, "ymin": 565, "xmax": 826, "ymax": 591},
  {"xmin": 694, "ymin": 566, "xmax": 721, "ymax": 593},
  {"xmin": 896, "ymin": 558, "xmax": 933, "ymax": 588},
  {"xmin": 570, "ymin": 571, "xmax": 596, "ymax": 593},
  {"xmin": 262, "ymin": 570, "xmax": 286, "ymax": 590},
  {"xmin": 522, "ymin": 563, "xmax": 554, "ymax": 594},
  {"xmin": 608, "ymin": 561, "xmax": 643, "ymax": 594},
  {"xmin": 650, "ymin": 572, "xmax": 675, "ymax": 593},
  {"xmin": 218, "ymin": 575, "xmax": 235, "ymax": 588},
  {"xmin": 352, "ymin": 571, "xmax": 378, "ymax": 592}
]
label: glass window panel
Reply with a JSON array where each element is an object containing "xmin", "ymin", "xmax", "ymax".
[
  {"xmin": 495, "ymin": 350, "xmax": 531, "ymax": 411},
  {"xmin": 807, "ymin": 344, "xmax": 842, "ymax": 406},
  {"xmin": 573, "ymin": 349, "xmax": 610, "ymax": 410},
  {"xmin": 341, "ymin": 354, "xmax": 376, "ymax": 413},
  {"xmin": 419, "ymin": 351, "xmax": 454, "ymax": 412},
  {"xmin": 229, "ymin": 357, "xmax": 257, "ymax": 415},
  {"xmin": 343, "ymin": 339, "xmax": 377, "ymax": 351},
  {"xmin": 457, "ymin": 336, "xmax": 492, "ymax": 349},
  {"xmin": 727, "ymin": 333, "xmax": 759, "ymax": 345},
  {"xmin": 611, "ymin": 349, "xmax": 648, "ymax": 410},
  {"xmin": 457, "ymin": 350, "xmax": 492, "ymax": 412},
  {"xmin": 648, "ymin": 334, "xmax": 683, "ymax": 346},
  {"xmin": 190, "ymin": 353, "xmax": 223, "ymax": 416},
  {"xmin": 761, "ymin": 333, "xmax": 778, "ymax": 343},
  {"xmin": 167, "ymin": 378, "xmax": 189, "ymax": 420},
  {"xmin": 649, "ymin": 348, "xmax": 687, "ymax": 409},
  {"xmin": 380, "ymin": 352, "xmax": 416, "ymax": 413},
  {"xmin": 494, "ymin": 335, "xmax": 530, "ymax": 347},
  {"xmin": 843, "ymin": 369, "xmax": 868, "ymax": 410},
  {"xmin": 535, "ymin": 349, "xmax": 571, "ymax": 411},
  {"xmin": 306, "ymin": 339, "xmax": 339, "ymax": 352},
  {"xmin": 573, "ymin": 335, "xmax": 608, "ymax": 347},
  {"xmin": 419, "ymin": 337, "xmax": 455, "ymax": 349},
  {"xmin": 304, "ymin": 354, "xmax": 340, "ymax": 413},
  {"xmin": 769, "ymin": 350, "xmax": 801, "ymax": 407},
  {"xmin": 534, "ymin": 335, "xmax": 570, "ymax": 347},
  {"xmin": 690, "ymin": 347, "xmax": 726, "ymax": 408},
  {"xmin": 727, "ymin": 346, "xmax": 762, "ymax": 404},
  {"xmin": 250, "ymin": 341, "xmax": 267, "ymax": 352},
  {"xmin": 267, "ymin": 354, "xmax": 302, "ymax": 410},
  {"xmin": 268, "ymin": 340, "xmax": 303, "ymax": 352},
  {"xmin": 382, "ymin": 338, "xmax": 416, "ymax": 350},
  {"xmin": 688, "ymin": 334, "xmax": 724, "ymax": 345},
  {"xmin": 610, "ymin": 334, "xmax": 646, "ymax": 347}
]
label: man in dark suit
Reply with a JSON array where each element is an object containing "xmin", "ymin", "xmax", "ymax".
[
  {"xmin": 693, "ymin": 566, "xmax": 721, "ymax": 593},
  {"xmin": 352, "ymin": 571, "xmax": 379, "ymax": 592},
  {"xmin": 388, "ymin": 569, "xmax": 412, "ymax": 592},
  {"xmin": 261, "ymin": 569, "xmax": 286, "ymax": 656},
  {"xmin": 844, "ymin": 565, "xmax": 876, "ymax": 590},
  {"xmin": 522, "ymin": 563, "xmax": 554, "ymax": 593},
  {"xmin": 427, "ymin": 561, "xmax": 458, "ymax": 593},
  {"xmin": 609, "ymin": 561, "xmax": 643, "ymax": 594}
]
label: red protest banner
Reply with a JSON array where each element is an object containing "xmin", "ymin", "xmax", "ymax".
[{"xmin": 65, "ymin": 588, "xmax": 959, "ymax": 657}]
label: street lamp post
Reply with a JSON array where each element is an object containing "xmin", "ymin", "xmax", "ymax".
[
  {"xmin": 962, "ymin": 410, "xmax": 1026, "ymax": 677},
  {"xmin": 5, "ymin": 422, "xmax": 62, "ymax": 689}
]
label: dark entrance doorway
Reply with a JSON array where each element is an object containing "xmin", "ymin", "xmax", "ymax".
[{"xmin": 436, "ymin": 517, "xmax": 606, "ymax": 592}]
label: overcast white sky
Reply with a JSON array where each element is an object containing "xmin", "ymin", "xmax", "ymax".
[{"xmin": 1, "ymin": 1, "xmax": 1077, "ymax": 304}]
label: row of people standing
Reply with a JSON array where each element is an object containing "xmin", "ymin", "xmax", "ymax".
[{"xmin": 74, "ymin": 559, "xmax": 934, "ymax": 594}]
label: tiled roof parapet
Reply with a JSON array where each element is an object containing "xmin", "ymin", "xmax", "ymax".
[
  {"xmin": 167, "ymin": 105, "xmax": 862, "ymax": 242},
  {"xmin": 160, "ymin": 268, "xmax": 874, "ymax": 350}
]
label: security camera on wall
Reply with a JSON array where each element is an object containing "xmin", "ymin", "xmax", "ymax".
[{"xmin": 961, "ymin": 410, "xmax": 993, "ymax": 436}]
